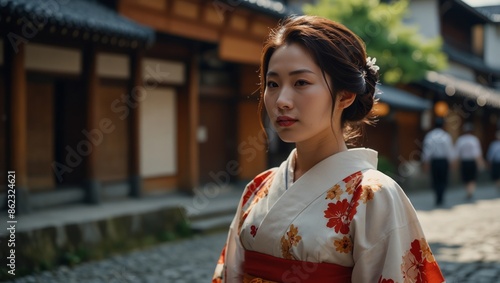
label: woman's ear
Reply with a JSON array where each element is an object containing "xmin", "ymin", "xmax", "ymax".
[{"xmin": 337, "ymin": 91, "xmax": 356, "ymax": 109}]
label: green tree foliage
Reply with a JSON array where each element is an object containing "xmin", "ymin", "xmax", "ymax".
[{"xmin": 303, "ymin": 0, "xmax": 447, "ymax": 84}]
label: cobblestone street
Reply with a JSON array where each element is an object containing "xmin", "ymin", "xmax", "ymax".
[
  {"xmin": 415, "ymin": 190, "xmax": 500, "ymax": 282},
  {"xmin": 7, "ymin": 233, "xmax": 226, "ymax": 283},
  {"xmin": 6, "ymin": 185, "xmax": 500, "ymax": 283}
]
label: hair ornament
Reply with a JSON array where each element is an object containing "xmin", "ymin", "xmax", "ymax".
[{"xmin": 366, "ymin": 57, "xmax": 380, "ymax": 75}]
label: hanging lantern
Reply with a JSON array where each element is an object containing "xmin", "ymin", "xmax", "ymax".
[
  {"xmin": 434, "ymin": 101, "xmax": 449, "ymax": 117},
  {"xmin": 373, "ymin": 102, "xmax": 390, "ymax": 117}
]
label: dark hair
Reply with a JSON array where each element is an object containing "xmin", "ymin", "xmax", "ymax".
[{"xmin": 258, "ymin": 15, "xmax": 379, "ymax": 144}]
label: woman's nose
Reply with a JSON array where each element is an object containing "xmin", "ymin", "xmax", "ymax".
[{"xmin": 276, "ymin": 87, "xmax": 293, "ymax": 110}]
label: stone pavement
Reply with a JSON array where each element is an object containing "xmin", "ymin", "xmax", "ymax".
[
  {"xmin": 413, "ymin": 185, "xmax": 500, "ymax": 283},
  {"xmin": 5, "ymin": 184, "xmax": 500, "ymax": 283}
]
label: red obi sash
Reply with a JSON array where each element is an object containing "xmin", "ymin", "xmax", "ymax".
[{"xmin": 243, "ymin": 250, "xmax": 352, "ymax": 283}]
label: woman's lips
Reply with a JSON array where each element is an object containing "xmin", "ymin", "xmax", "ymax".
[{"xmin": 277, "ymin": 116, "xmax": 298, "ymax": 127}]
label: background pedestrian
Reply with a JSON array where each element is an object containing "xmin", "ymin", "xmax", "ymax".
[
  {"xmin": 422, "ymin": 117, "xmax": 455, "ymax": 206},
  {"xmin": 455, "ymin": 122, "xmax": 484, "ymax": 200}
]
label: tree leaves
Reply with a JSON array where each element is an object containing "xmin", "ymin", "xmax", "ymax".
[{"xmin": 304, "ymin": 0, "xmax": 447, "ymax": 85}]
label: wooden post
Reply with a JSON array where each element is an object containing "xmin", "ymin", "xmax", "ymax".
[
  {"xmin": 82, "ymin": 45, "xmax": 100, "ymax": 203},
  {"xmin": 128, "ymin": 49, "xmax": 143, "ymax": 197},
  {"xmin": 187, "ymin": 48, "xmax": 200, "ymax": 194},
  {"xmin": 4, "ymin": 36, "xmax": 30, "ymax": 213}
]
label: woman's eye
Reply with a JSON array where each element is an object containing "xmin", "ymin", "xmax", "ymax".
[
  {"xmin": 295, "ymin": 80, "xmax": 309, "ymax": 86},
  {"xmin": 267, "ymin": 81, "xmax": 278, "ymax": 88}
]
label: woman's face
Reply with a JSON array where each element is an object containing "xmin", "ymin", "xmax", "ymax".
[{"xmin": 264, "ymin": 43, "xmax": 345, "ymax": 144}]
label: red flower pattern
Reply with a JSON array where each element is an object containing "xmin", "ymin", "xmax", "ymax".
[
  {"xmin": 378, "ymin": 276, "xmax": 395, "ymax": 283},
  {"xmin": 222, "ymin": 169, "xmax": 444, "ymax": 283},
  {"xmin": 250, "ymin": 225, "xmax": 258, "ymax": 237},
  {"xmin": 324, "ymin": 171, "xmax": 368, "ymax": 234},
  {"xmin": 324, "ymin": 199, "xmax": 351, "ymax": 234},
  {"xmin": 401, "ymin": 239, "xmax": 444, "ymax": 283},
  {"xmin": 242, "ymin": 170, "xmax": 275, "ymax": 207},
  {"xmin": 343, "ymin": 171, "xmax": 363, "ymax": 195}
]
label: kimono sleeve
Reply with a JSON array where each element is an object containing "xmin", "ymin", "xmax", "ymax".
[
  {"xmin": 351, "ymin": 171, "xmax": 445, "ymax": 283},
  {"xmin": 212, "ymin": 169, "xmax": 276, "ymax": 283},
  {"xmin": 212, "ymin": 212, "xmax": 244, "ymax": 283}
]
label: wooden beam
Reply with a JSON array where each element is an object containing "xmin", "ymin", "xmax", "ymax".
[
  {"xmin": 186, "ymin": 48, "xmax": 200, "ymax": 193},
  {"xmin": 119, "ymin": 0, "xmax": 219, "ymax": 42},
  {"xmin": 128, "ymin": 50, "xmax": 143, "ymax": 197},
  {"xmin": 82, "ymin": 45, "xmax": 101, "ymax": 203},
  {"xmin": 4, "ymin": 36, "xmax": 30, "ymax": 213},
  {"xmin": 219, "ymin": 34, "xmax": 263, "ymax": 65}
]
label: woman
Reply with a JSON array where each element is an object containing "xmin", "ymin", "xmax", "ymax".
[
  {"xmin": 455, "ymin": 123, "xmax": 484, "ymax": 200},
  {"xmin": 213, "ymin": 15, "xmax": 444, "ymax": 283}
]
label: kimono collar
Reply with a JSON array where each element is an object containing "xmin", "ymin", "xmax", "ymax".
[{"xmin": 288, "ymin": 147, "xmax": 378, "ymax": 173}]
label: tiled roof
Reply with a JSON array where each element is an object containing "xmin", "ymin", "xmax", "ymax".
[
  {"xmin": 0, "ymin": 0, "xmax": 155, "ymax": 46},
  {"xmin": 443, "ymin": 44, "xmax": 500, "ymax": 76},
  {"xmin": 475, "ymin": 5, "xmax": 500, "ymax": 23},
  {"xmin": 426, "ymin": 71, "xmax": 500, "ymax": 109},
  {"xmin": 377, "ymin": 85, "xmax": 431, "ymax": 111},
  {"xmin": 239, "ymin": 0, "xmax": 292, "ymax": 17}
]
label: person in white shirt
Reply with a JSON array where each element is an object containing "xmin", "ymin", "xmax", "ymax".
[
  {"xmin": 422, "ymin": 118, "xmax": 455, "ymax": 206},
  {"xmin": 486, "ymin": 130, "xmax": 500, "ymax": 191},
  {"xmin": 455, "ymin": 123, "xmax": 484, "ymax": 200}
]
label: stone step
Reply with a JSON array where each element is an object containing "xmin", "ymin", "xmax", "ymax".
[
  {"xmin": 190, "ymin": 214, "xmax": 235, "ymax": 234},
  {"xmin": 187, "ymin": 197, "xmax": 237, "ymax": 234},
  {"xmin": 185, "ymin": 188, "xmax": 240, "ymax": 234}
]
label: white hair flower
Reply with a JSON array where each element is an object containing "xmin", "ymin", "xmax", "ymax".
[{"xmin": 366, "ymin": 57, "xmax": 380, "ymax": 75}]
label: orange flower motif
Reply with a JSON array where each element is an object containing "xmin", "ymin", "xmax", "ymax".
[
  {"xmin": 360, "ymin": 180, "xmax": 382, "ymax": 203},
  {"xmin": 360, "ymin": 187, "xmax": 375, "ymax": 203},
  {"xmin": 420, "ymin": 240, "xmax": 436, "ymax": 263},
  {"xmin": 343, "ymin": 171, "xmax": 363, "ymax": 195},
  {"xmin": 242, "ymin": 170, "xmax": 275, "ymax": 207},
  {"xmin": 334, "ymin": 235, "xmax": 353, "ymax": 254},
  {"xmin": 217, "ymin": 245, "xmax": 226, "ymax": 264},
  {"xmin": 281, "ymin": 224, "xmax": 302, "ymax": 260},
  {"xmin": 287, "ymin": 224, "xmax": 302, "ymax": 246},
  {"xmin": 326, "ymin": 184, "xmax": 343, "ymax": 200},
  {"xmin": 255, "ymin": 185, "xmax": 269, "ymax": 199},
  {"xmin": 280, "ymin": 235, "xmax": 293, "ymax": 259},
  {"xmin": 238, "ymin": 210, "xmax": 250, "ymax": 232}
]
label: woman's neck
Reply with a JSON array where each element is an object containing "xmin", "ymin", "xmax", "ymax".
[{"xmin": 293, "ymin": 134, "xmax": 347, "ymax": 182}]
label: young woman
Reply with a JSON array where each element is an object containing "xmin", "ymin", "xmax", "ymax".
[{"xmin": 213, "ymin": 15, "xmax": 444, "ymax": 283}]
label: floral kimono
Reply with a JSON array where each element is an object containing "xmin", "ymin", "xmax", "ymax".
[{"xmin": 213, "ymin": 148, "xmax": 445, "ymax": 283}]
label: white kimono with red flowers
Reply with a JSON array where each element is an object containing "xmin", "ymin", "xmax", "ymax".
[{"xmin": 213, "ymin": 148, "xmax": 444, "ymax": 283}]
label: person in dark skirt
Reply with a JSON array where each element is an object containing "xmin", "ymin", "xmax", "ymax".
[
  {"xmin": 422, "ymin": 118, "xmax": 455, "ymax": 206},
  {"xmin": 455, "ymin": 123, "xmax": 484, "ymax": 200}
]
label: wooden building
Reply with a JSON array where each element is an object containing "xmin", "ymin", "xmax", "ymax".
[
  {"xmin": 117, "ymin": 0, "xmax": 289, "ymax": 188},
  {"xmin": 0, "ymin": 0, "xmax": 290, "ymax": 212},
  {"xmin": 409, "ymin": 0, "xmax": 500, "ymax": 150}
]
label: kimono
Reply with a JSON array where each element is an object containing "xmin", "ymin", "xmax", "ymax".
[{"xmin": 213, "ymin": 148, "xmax": 445, "ymax": 283}]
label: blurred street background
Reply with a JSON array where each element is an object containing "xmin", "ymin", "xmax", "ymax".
[{"xmin": 1, "ymin": 0, "xmax": 500, "ymax": 282}]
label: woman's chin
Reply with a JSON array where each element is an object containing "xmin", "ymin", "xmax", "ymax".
[{"xmin": 276, "ymin": 133, "xmax": 299, "ymax": 144}]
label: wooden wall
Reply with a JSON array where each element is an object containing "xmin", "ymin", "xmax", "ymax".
[
  {"xmin": 26, "ymin": 82, "xmax": 54, "ymax": 190},
  {"xmin": 119, "ymin": 0, "xmax": 278, "ymax": 65},
  {"xmin": 95, "ymin": 84, "xmax": 129, "ymax": 182},
  {"xmin": 237, "ymin": 64, "xmax": 267, "ymax": 180}
]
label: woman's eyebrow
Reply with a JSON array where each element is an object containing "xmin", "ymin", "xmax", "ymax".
[{"xmin": 266, "ymin": 69, "xmax": 315, "ymax": 77}]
